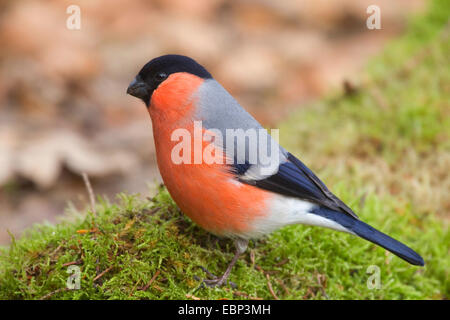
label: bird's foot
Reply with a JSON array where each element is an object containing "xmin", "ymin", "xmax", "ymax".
[
  {"xmin": 194, "ymin": 266, "xmax": 237, "ymax": 289},
  {"xmin": 202, "ymin": 277, "xmax": 227, "ymax": 288}
]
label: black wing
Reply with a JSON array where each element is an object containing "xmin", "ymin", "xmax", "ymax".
[{"xmin": 235, "ymin": 152, "xmax": 358, "ymax": 219}]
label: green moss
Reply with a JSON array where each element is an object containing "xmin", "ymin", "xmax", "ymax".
[
  {"xmin": 0, "ymin": 0, "xmax": 448, "ymax": 300},
  {"xmin": 0, "ymin": 187, "xmax": 447, "ymax": 300}
]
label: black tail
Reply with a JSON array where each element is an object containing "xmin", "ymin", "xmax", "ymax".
[{"xmin": 311, "ymin": 207, "xmax": 425, "ymax": 266}]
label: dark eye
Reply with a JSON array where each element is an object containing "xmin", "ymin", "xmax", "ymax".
[{"xmin": 154, "ymin": 72, "xmax": 168, "ymax": 82}]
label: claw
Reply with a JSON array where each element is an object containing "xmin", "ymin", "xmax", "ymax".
[
  {"xmin": 203, "ymin": 277, "xmax": 226, "ymax": 287},
  {"xmin": 196, "ymin": 276, "xmax": 237, "ymax": 289},
  {"xmin": 193, "ymin": 239, "xmax": 248, "ymax": 290},
  {"xmin": 199, "ymin": 266, "xmax": 216, "ymax": 279},
  {"xmin": 195, "ymin": 266, "xmax": 227, "ymax": 288}
]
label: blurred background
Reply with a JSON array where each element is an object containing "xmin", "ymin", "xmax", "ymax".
[{"xmin": 0, "ymin": 0, "xmax": 428, "ymax": 244}]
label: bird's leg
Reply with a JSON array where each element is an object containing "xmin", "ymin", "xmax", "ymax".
[{"xmin": 201, "ymin": 238, "xmax": 248, "ymax": 288}]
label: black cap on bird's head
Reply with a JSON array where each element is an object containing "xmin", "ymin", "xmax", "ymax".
[{"xmin": 127, "ymin": 54, "xmax": 212, "ymax": 106}]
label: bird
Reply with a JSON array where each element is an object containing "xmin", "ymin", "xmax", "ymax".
[{"xmin": 126, "ymin": 54, "xmax": 424, "ymax": 287}]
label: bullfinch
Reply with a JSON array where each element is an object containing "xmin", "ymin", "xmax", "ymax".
[{"xmin": 126, "ymin": 54, "xmax": 424, "ymax": 287}]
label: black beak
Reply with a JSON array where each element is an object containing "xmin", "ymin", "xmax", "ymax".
[{"xmin": 127, "ymin": 77, "xmax": 150, "ymax": 103}]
